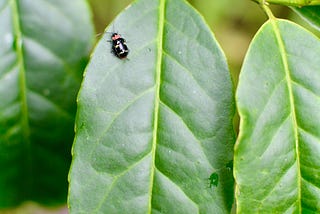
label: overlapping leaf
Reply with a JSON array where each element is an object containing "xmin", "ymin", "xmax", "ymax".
[
  {"xmin": 68, "ymin": 0, "xmax": 235, "ymax": 213},
  {"xmin": 291, "ymin": 6, "xmax": 320, "ymax": 31},
  {"xmin": 235, "ymin": 19, "xmax": 320, "ymax": 213},
  {"xmin": 252, "ymin": 0, "xmax": 320, "ymax": 6},
  {"xmin": 0, "ymin": 0, "xmax": 93, "ymax": 207}
]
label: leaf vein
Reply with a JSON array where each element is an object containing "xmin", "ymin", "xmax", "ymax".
[
  {"xmin": 27, "ymin": 89, "xmax": 74, "ymax": 120},
  {"xmin": 302, "ymin": 175, "xmax": 320, "ymax": 189},
  {"xmin": 155, "ymin": 167, "xmax": 200, "ymax": 212},
  {"xmin": 259, "ymin": 164, "xmax": 296, "ymax": 206},
  {"xmin": 292, "ymin": 80, "xmax": 320, "ymax": 101},
  {"xmin": 163, "ymin": 51, "xmax": 216, "ymax": 104},
  {"xmin": 92, "ymin": 154, "xmax": 151, "ymax": 212},
  {"xmin": 35, "ymin": 0, "xmax": 72, "ymax": 26},
  {"xmin": 251, "ymin": 78, "xmax": 286, "ymax": 134},
  {"xmin": 148, "ymin": 0, "xmax": 165, "ymax": 211},
  {"xmin": 87, "ymin": 87, "xmax": 155, "ymax": 163},
  {"xmin": 0, "ymin": 61, "xmax": 19, "ymax": 80},
  {"xmin": 23, "ymin": 36, "xmax": 81, "ymax": 83},
  {"xmin": 159, "ymin": 101, "xmax": 216, "ymax": 172},
  {"xmin": 164, "ymin": 20, "xmax": 213, "ymax": 55},
  {"xmin": 10, "ymin": 0, "xmax": 32, "ymax": 193},
  {"xmin": 258, "ymin": 113, "xmax": 291, "ymax": 157},
  {"xmin": 159, "ymin": 100, "xmax": 204, "ymax": 148},
  {"xmin": 298, "ymin": 126, "xmax": 320, "ymax": 142},
  {"xmin": 272, "ymin": 19, "xmax": 301, "ymax": 209}
]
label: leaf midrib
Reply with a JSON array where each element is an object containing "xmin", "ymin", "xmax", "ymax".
[
  {"xmin": 148, "ymin": 0, "xmax": 166, "ymax": 212},
  {"xmin": 271, "ymin": 19, "xmax": 302, "ymax": 211},
  {"xmin": 11, "ymin": 0, "xmax": 32, "ymax": 194}
]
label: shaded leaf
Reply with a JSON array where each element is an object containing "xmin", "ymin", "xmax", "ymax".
[
  {"xmin": 252, "ymin": 0, "xmax": 320, "ymax": 6},
  {"xmin": 68, "ymin": 0, "xmax": 235, "ymax": 213},
  {"xmin": 291, "ymin": 6, "xmax": 320, "ymax": 31},
  {"xmin": 235, "ymin": 19, "xmax": 320, "ymax": 213},
  {"xmin": 0, "ymin": 0, "xmax": 93, "ymax": 207}
]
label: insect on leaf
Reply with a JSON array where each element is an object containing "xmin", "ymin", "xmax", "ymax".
[
  {"xmin": 68, "ymin": 0, "xmax": 235, "ymax": 213},
  {"xmin": 208, "ymin": 172, "xmax": 219, "ymax": 188}
]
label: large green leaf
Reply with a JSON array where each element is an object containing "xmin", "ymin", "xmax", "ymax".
[
  {"xmin": 291, "ymin": 6, "xmax": 320, "ymax": 31},
  {"xmin": 235, "ymin": 19, "xmax": 320, "ymax": 213},
  {"xmin": 0, "ymin": 0, "xmax": 93, "ymax": 207},
  {"xmin": 68, "ymin": 0, "xmax": 235, "ymax": 212}
]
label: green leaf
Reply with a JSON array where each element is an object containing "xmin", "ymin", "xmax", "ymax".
[
  {"xmin": 235, "ymin": 19, "xmax": 320, "ymax": 213},
  {"xmin": 291, "ymin": 6, "xmax": 320, "ymax": 31},
  {"xmin": 253, "ymin": 0, "xmax": 320, "ymax": 6},
  {"xmin": 68, "ymin": 0, "xmax": 235, "ymax": 212},
  {"xmin": 0, "ymin": 0, "xmax": 93, "ymax": 207}
]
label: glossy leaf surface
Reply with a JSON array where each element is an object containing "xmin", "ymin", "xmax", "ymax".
[
  {"xmin": 0, "ymin": 0, "xmax": 93, "ymax": 207},
  {"xmin": 68, "ymin": 0, "xmax": 235, "ymax": 213},
  {"xmin": 291, "ymin": 6, "xmax": 320, "ymax": 31},
  {"xmin": 235, "ymin": 19, "xmax": 320, "ymax": 213}
]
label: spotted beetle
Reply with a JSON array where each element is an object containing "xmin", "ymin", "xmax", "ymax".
[{"xmin": 110, "ymin": 33, "xmax": 129, "ymax": 59}]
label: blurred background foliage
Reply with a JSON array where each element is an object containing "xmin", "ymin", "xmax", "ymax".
[
  {"xmin": 89, "ymin": 0, "xmax": 308, "ymax": 85},
  {"xmin": 1, "ymin": 0, "xmax": 317, "ymax": 213}
]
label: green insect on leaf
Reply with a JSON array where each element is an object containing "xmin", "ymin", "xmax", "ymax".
[{"xmin": 208, "ymin": 173, "xmax": 219, "ymax": 188}]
